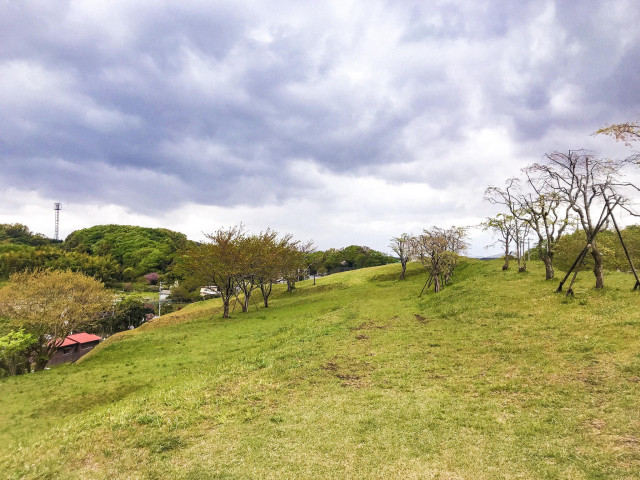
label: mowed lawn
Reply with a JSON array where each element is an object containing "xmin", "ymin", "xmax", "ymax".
[{"xmin": 1, "ymin": 259, "xmax": 639, "ymax": 479}]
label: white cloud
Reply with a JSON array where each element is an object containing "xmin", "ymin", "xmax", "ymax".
[{"xmin": 2, "ymin": 0, "xmax": 640, "ymax": 256}]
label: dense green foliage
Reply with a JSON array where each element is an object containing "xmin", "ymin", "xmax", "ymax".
[
  {"xmin": 0, "ymin": 224, "xmax": 51, "ymax": 247},
  {"xmin": 0, "ymin": 329, "xmax": 36, "ymax": 377},
  {"xmin": 94, "ymin": 297, "xmax": 155, "ymax": 335},
  {"xmin": 553, "ymin": 226, "xmax": 640, "ymax": 273},
  {"xmin": 1, "ymin": 260, "xmax": 639, "ymax": 478},
  {"xmin": 307, "ymin": 245, "xmax": 396, "ymax": 275},
  {"xmin": 0, "ymin": 224, "xmax": 59, "ymax": 279},
  {"xmin": 0, "ymin": 269, "xmax": 114, "ymax": 371},
  {"xmin": 65, "ymin": 225, "xmax": 190, "ymax": 278},
  {"xmin": 0, "ymin": 224, "xmax": 191, "ymax": 282}
]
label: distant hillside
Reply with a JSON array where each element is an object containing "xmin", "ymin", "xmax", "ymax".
[
  {"xmin": 0, "ymin": 223, "xmax": 52, "ymax": 246},
  {"xmin": 64, "ymin": 224, "xmax": 191, "ymax": 278},
  {"xmin": 1, "ymin": 259, "xmax": 639, "ymax": 478},
  {"xmin": 0, "ymin": 224, "xmax": 60, "ymax": 280}
]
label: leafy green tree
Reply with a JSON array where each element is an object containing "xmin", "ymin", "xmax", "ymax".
[
  {"xmin": 281, "ymin": 241, "xmax": 313, "ymax": 292},
  {"xmin": 0, "ymin": 270, "xmax": 113, "ymax": 370},
  {"xmin": 306, "ymin": 250, "xmax": 327, "ymax": 285},
  {"xmin": 255, "ymin": 231, "xmax": 294, "ymax": 307},
  {"xmin": 0, "ymin": 329, "xmax": 37, "ymax": 376},
  {"xmin": 168, "ymin": 285, "xmax": 200, "ymax": 303},
  {"xmin": 98, "ymin": 297, "xmax": 154, "ymax": 334},
  {"xmin": 176, "ymin": 226, "xmax": 244, "ymax": 318},
  {"xmin": 322, "ymin": 248, "xmax": 343, "ymax": 273}
]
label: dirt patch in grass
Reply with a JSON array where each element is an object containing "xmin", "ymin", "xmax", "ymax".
[
  {"xmin": 414, "ymin": 314, "xmax": 430, "ymax": 324},
  {"xmin": 617, "ymin": 435, "xmax": 640, "ymax": 450},
  {"xmin": 321, "ymin": 357, "xmax": 374, "ymax": 388},
  {"xmin": 585, "ymin": 418, "xmax": 606, "ymax": 433},
  {"xmin": 352, "ymin": 321, "xmax": 390, "ymax": 331}
]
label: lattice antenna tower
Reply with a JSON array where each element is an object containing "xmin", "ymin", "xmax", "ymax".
[{"xmin": 54, "ymin": 202, "xmax": 61, "ymax": 241}]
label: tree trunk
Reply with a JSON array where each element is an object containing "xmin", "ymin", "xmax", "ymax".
[
  {"xmin": 243, "ymin": 294, "xmax": 250, "ymax": 312},
  {"xmin": 433, "ymin": 275, "xmax": 441, "ymax": 293},
  {"xmin": 502, "ymin": 234, "xmax": 510, "ymax": 270},
  {"xmin": 400, "ymin": 261, "xmax": 407, "ymax": 279},
  {"xmin": 502, "ymin": 253, "xmax": 509, "ymax": 270},
  {"xmin": 31, "ymin": 340, "xmax": 54, "ymax": 371},
  {"xmin": 260, "ymin": 283, "xmax": 271, "ymax": 308},
  {"xmin": 34, "ymin": 355, "xmax": 49, "ymax": 371},
  {"xmin": 542, "ymin": 254, "xmax": 554, "ymax": 280},
  {"xmin": 591, "ymin": 243, "xmax": 604, "ymax": 289},
  {"xmin": 287, "ymin": 280, "xmax": 295, "ymax": 292},
  {"xmin": 222, "ymin": 299, "xmax": 230, "ymax": 318}
]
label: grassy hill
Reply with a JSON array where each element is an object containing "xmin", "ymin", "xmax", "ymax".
[{"xmin": 1, "ymin": 259, "xmax": 639, "ymax": 479}]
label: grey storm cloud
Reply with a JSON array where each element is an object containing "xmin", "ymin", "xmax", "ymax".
[{"xmin": 2, "ymin": 1, "xmax": 640, "ymax": 214}]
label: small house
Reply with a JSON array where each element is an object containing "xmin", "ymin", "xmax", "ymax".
[
  {"xmin": 47, "ymin": 333, "xmax": 103, "ymax": 367},
  {"xmin": 200, "ymin": 285, "xmax": 221, "ymax": 298}
]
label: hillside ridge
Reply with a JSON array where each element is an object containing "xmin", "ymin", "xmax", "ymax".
[{"xmin": 1, "ymin": 259, "xmax": 639, "ymax": 479}]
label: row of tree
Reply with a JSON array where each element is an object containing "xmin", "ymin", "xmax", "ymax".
[
  {"xmin": 482, "ymin": 121, "xmax": 640, "ymax": 292},
  {"xmin": 177, "ymin": 226, "xmax": 313, "ymax": 318},
  {"xmin": 0, "ymin": 224, "xmax": 397, "ymax": 291},
  {"xmin": 390, "ymin": 227, "xmax": 468, "ymax": 293},
  {"xmin": 305, "ymin": 245, "xmax": 397, "ymax": 278}
]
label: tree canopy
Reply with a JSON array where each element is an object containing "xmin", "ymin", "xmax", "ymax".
[
  {"xmin": 0, "ymin": 269, "xmax": 113, "ymax": 370},
  {"xmin": 64, "ymin": 225, "xmax": 190, "ymax": 277}
]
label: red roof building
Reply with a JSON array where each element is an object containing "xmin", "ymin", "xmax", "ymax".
[{"xmin": 47, "ymin": 333, "xmax": 103, "ymax": 367}]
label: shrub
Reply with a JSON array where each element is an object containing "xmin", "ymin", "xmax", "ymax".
[{"xmin": 144, "ymin": 272, "xmax": 160, "ymax": 285}]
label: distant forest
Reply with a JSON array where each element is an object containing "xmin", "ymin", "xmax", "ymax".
[{"xmin": 0, "ymin": 223, "xmax": 397, "ymax": 286}]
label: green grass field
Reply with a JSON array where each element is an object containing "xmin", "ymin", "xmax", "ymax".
[{"xmin": 1, "ymin": 259, "xmax": 639, "ymax": 479}]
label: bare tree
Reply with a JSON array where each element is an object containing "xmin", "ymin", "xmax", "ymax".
[
  {"xmin": 517, "ymin": 166, "xmax": 572, "ymax": 279},
  {"xmin": 482, "ymin": 213, "xmax": 515, "ymax": 270},
  {"xmin": 442, "ymin": 226, "xmax": 469, "ymax": 283},
  {"xmin": 485, "ymin": 179, "xmax": 541, "ymax": 273},
  {"xmin": 389, "ymin": 233, "xmax": 412, "ymax": 279},
  {"xmin": 414, "ymin": 226, "xmax": 467, "ymax": 294},
  {"xmin": 532, "ymin": 151, "xmax": 636, "ymax": 289},
  {"xmin": 594, "ymin": 121, "xmax": 640, "ymax": 146}
]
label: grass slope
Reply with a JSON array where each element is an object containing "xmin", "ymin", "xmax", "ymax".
[{"xmin": 1, "ymin": 259, "xmax": 640, "ymax": 479}]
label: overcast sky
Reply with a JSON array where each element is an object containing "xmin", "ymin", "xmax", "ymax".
[{"xmin": 1, "ymin": 1, "xmax": 639, "ymax": 256}]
